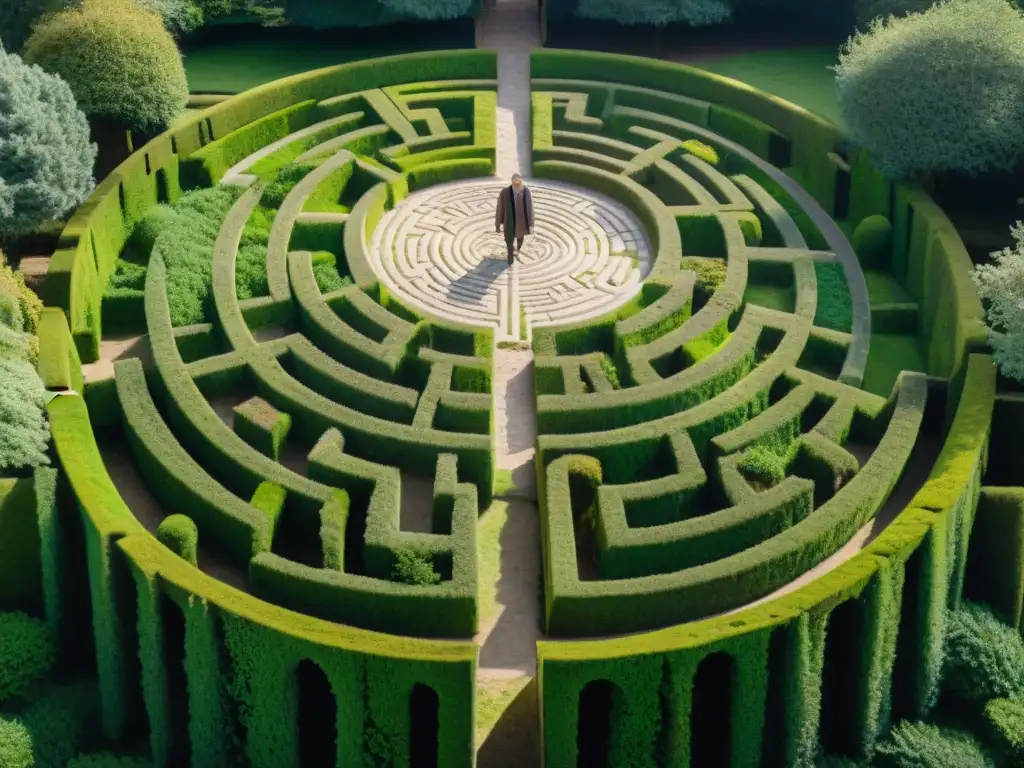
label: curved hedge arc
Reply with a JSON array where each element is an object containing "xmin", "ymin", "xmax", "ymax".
[
  {"xmin": 527, "ymin": 50, "xmax": 994, "ymax": 767},
  {"xmin": 37, "ymin": 51, "xmax": 504, "ymax": 768}
]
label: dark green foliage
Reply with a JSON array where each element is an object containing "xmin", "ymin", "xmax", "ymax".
[
  {"xmin": 67, "ymin": 755, "xmax": 154, "ymax": 768},
  {"xmin": 943, "ymin": 601, "xmax": 1024, "ymax": 707},
  {"xmin": 983, "ymin": 698, "xmax": 1024, "ymax": 764},
  {"xmin": 391, "ymin": 548, "xmax": 441, "ymax": 585},
  {"xmin": 24, "ymin": 0, "xmax": 188, "ymax": 133},
  {"xmin": 259, "ymin": 163, "xmax": 319, "ymax": 209},
  {"xmin": 237, "ymin": 204, "xmax": 275, "ymax": 301},
  {"xmin": 5, "ymin": 681, "xmax": 101, "ymax": 768},
  {"xmin": 574, "ymin": 0, "xmax": 732, "ymax": 26},
  {"xmin": 873, "ymin": 721, "xmax": 993, "ymax": 768},
  {"xmin": 0, "ymin": 612, "xmax": 55, "ymax": 703},
  {"xmin": 156, "ymin": 514, "xmax": 198, "ymax": 566},
  {"xmin": 0, "ymin": 478, "xmax": 44, "ymax": 615},
  {"xmin": 852, "ymin": 215, "xmax": 893, "ymax": 270},
  {"xmin": 278, "ymin": 0, "xmax": 477, "ymax": 28},
  {"xmin": 814, "ymin": 262, "xmax": 854, "ymax": 332},
  {"xmin": 311, "ymin": 252, "xmax": 353, "ymax": 293}
]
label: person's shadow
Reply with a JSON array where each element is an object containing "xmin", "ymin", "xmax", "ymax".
[{"xmin": 445, "ymin": 243, "xmax": 509, "ymax": 306}]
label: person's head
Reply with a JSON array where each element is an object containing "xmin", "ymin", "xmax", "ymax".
[{"xmin": 511, "ymin": 174, "xmax": 524, "ymax": 190}]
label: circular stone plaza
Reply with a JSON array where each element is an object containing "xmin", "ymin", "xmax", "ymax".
[{"xmin": 371, "ymin": 180, "xmax": 652, "ymax": 342}]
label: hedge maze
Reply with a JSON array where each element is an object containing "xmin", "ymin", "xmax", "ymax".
[{"xmin": 34, "ymin": 47, "xmax": 998, "ymax": 768}]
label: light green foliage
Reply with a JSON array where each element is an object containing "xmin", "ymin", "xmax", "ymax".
[
  {"xmin": 24, "ymin": 0, "xmax": 188, "ymax": 133},
  {"xmin": 973, "ymin": 223, "xmax": 1024, "ymax": 384},
  {"xmin": 738, "ymin": 444, "xmax": 789, "ymax": 487},
  {"xmin": 680, "ymin": 256, "xmax": 727, "ymax": 301},
  {"xmin": 0, "ymin": 612, "xmax": 55, "ymax": 704},
  {"xmin": 0, "ymin": 717, "xmax": 33, "ymax": 768},
  {"xmin": 983, "ymin": 698, "xmax": 1024, "ymax": 763},
  {"xmin": 574, "ymin": 0, "xmax": 732, "ymax": 25},
  {"xmin": 146, "ymin": 186, "xmax": 244, "ymax": 326},
  {"xmin": 600, "ymin": 355, "xmax": 620, "ymax": 388},
  {"xmin": 834, "ymin": 0, "xmax": 1024, "ymax": 179},
  {"xmin": 0, "ymin": 251, "xmax": 49, "ymax": 470},
  {"xmin": 311, "ymin": 252, "xmax": 352, "ymax": 293},
  {"xmin": 391, "ymin": 548, "xmax": 441, "ymax": 586},
  {"xmin": 0, "ymin": 46, "xmax": 95, "ymax": 235},
  {"xmin": 156, "ymin": 514, "xmax": 198, "ymax": 565},
  {"xmin": 873, "ymin": 721, "xmax": 994, "ymax": 767},
  {"xmin": 237, "ymin": 204, "xmax": 274, "ymax": 300},
  {"xmin": 681, "ymin": 139, "xmax": 719, "ymax": 165},
  {"xmin": 943, "ymin": 601, "xmax": 1024, "ymax": 706}
]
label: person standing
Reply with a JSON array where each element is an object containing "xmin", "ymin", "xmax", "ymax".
[{"xmin": 495, "ymin": 174, "xmax": 534, "ymax": 266}]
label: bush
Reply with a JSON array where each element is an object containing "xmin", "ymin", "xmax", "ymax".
[
  {"xmin": 854, "ymin": 0, "xmax": 938, "ymax": 24},
  {"xmin": 14, "ymin": 681, "xmax": 100, "ymax": 768},
  {"xmin": 852, "ymin": 214, "xmax": 893, "ymax": 270},
  {"xmin": 391, "ymin": 548, "xmax": 441, "ymax": 586},
  {"xmin": 973, "ymin": 222, "xmax": 1024, "ymax": 384},
  {"xmin": 0, "ymin": 612, "xmax": 56, "ymax": 704},
  {"xmin": 942, "ymin": 601, "xmax": 1024, "ymax": 706},
  {"xmin": 156, "ymin": 514, "xmax": 198, "ymax": 565},
  {"xmin": 874, "ymin": 721, "xmax": 993, "ymax": 767},
  {"xmin": 0, "ymin": 46, "xmax": 95, "ymax": 237},
  {"xmin": 738, "ymin": 445, "xmax": 788, "ymax": 487},
  {"xmin": 24, "ymin": 0, "xmax": 188, "ymax": 133},
  {"xmin": 0, "ymin": 717, "xmax": 33, "ymax": 768},
  {"xmin": 0, "ymin": 250, "xmax": 43, "ymax": 360},
  {"xmin": 68, "ymin": 756, "xmax": 153, "ymax": 768},
  {"xmin": 0, "ymin": 0, "xmax": 72, "ymax": 53},
  {"xmin": 681, "ymin": 139, "xmax": 719, "ymax": 165},
  {"xmin": 573, "ymin": 0, "xmax": 732, "ymax": 26},
  {"xmin": 983, "ymin": 698, "xmax": 1024, "ymax": 764},
  {"xmin": 136, "ymin": 0, "xmax": 204, "ymax": 34},
  {"xmin": 0, "ymin": 343, "xmax": 50, "ymax": 472},
  {"xmin": 834, "ymin": 0, "xmax": 1024, "ymax": 179}
]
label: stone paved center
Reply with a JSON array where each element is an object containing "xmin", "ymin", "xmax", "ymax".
[{"xmin": 368, "ymin": 179, "xmax": 652, "ymax": 342}]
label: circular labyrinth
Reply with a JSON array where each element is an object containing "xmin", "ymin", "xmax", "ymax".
[{"xmin": 369, "ymin": 180, "xmax": 652, "ymax": 341}]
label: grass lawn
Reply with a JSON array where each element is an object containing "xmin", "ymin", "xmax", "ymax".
[
  {"xmin": 183, "ymin": 24, "xmax": 472, "ymax": 93},
  {"xmin": 862, "ymin": 334, "xmax": 926, "ymax": 397},
  {"xmin": 698, "ymin": 46, "xmax": 844, "ymax": 130}
]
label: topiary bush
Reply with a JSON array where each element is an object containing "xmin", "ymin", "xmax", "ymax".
[
  {"xmin": 0, "ymin": 612, "xmax": 56, "ymax": 704},
  {"xmin": 874, "ymin": 721, "xmax": 994, "ymax": 767},
  {"xmin": 942, "ymin": 601, "xmax": 1024, "ymax": 707},
  {"xmin": 973, "ymin": 222, "xmax": 1024, "ymax": 385},
  {"xmin": 156, "ymin": 514, "xmax": 198, "ymax": 566},
  {"xmin": 23, "ymin": 0, "xmax": 188, "ymax": 133},
  {"xmin": 851, "ymin": 214, "xmax": 893, "ymax": 270},
  {"xmin": 0, "ymin": 46, "xmax": 95, "ymax": 238},
  {"xmin": 391, "ymin": 548, "xmax": 441, "ymax": 586},
  {"xmin": 834, "ymin": 0, "xmax": 1024, "ymax": 180}
]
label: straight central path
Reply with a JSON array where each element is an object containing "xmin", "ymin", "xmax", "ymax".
[{"xmin": 474, "ymin": 1, "xmax": 544, "ymax": 764}]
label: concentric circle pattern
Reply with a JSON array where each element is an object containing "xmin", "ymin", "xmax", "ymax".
[{"xmin": 369, "ymin": 180, "xmax": 652, "ymax": 342}]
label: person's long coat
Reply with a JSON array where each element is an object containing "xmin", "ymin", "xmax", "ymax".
[{"xmin": 495, "ymin": 185, "xmax": 534, "ymax": 243}]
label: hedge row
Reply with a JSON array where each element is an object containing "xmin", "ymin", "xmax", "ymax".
[
  {"xmin": 43, "ymin": 49, "xmax": 497, "ymax": 363},
  {"xmin": 537, "ymin": 355, "xmax": 995, "ymax": 767}
]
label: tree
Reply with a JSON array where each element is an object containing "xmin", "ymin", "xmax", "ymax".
[
  {"xmin": 0, "ymin": 0, "xmax": 71, "ymax": 53},
  {"xmin": 834, "ymin": 0, "xmax": 1024, "ymax": 180},
  {"xmin": 23, "ymin": 0, "xmax": 189, "ymax": 134},
  {"xmin": 973, "ymin": 222, "xmax": 1024, "ymax": 385},
  {"xmin": 0, "ymin": 46, "xmax": 95, "ymax": 237},
  {"xmin": 573, "ymin": 0, "xmax": 732, "ymax": 26}
]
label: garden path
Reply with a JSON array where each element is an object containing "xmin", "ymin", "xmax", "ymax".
[{"xmin": 474, "ymin": 1, "xmax": 544, "ymax": 764}]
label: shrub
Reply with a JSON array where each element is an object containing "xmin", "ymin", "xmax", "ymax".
[
  {"xmin": 834, "ymin": 0, "xmax": 1024, "ymax": 179},
  {"xmin": 0, "ymin": 46, "xmax": 95, "ymax": 237},
  {"xmin": 680, "ymin": 256, "xmax": 727, "ymax": 302},
  {"xmin": 0, "ymin": 612, "xmax": 56, "ymax": 704},
  {"xmin": 0, "ymin": 717, "xmax": 33, "ymax": 768},
  {"xmin": 311, "ymin": 252, "xmax": 353, "ymax": 294},
  {"xmin": 942, "ymin": 601, "xmax": 1024, "ymax": 706},
  {"xmin": 67, "ymin": 756, "xmax": 154, "ymax": 768},
  {"xmin": 15, "ymin": 681, "xmax": 100, "ymax": 768},
  {"xmin": 0, "ymin": 354, "xmax": 50, "ymax": 471},
  {"xmin": 738, "ymin": 445, "xmax": 788, "ymax": 488},
  {"xmin": 391, "ymin": 548, "xmax": 441, "ymax": 586},
  {"xmin": 983, "ymin": 698, "xmax": 1024, "ymax": 764},
  {"xmin": 574, "ymin": 0, "xmax": 732, "ymax": 26},
  {"xmin": 24, "ymin": 0, "xmax": 188, "ymax": 133},
  {"xmin": 874, "ymin": 721, "xmax": 993, "ymax": 767},
  {"xmin": 0, "ymin": 0, "xmax": 72, "ymax": 53},
  {"xmin": 854, "ymin": 0, "xmax": 938, "ymax": 24},
  {"xmin": 852, "ymin": 214, "xmax": 892, "ymax": 270},
  {"xmin": 0, "ymin": 250, "xmax": 43, "ymax": 358},
  {"xmin": 136, "ymin": 0, "xmax": 204, "ymax": 34},
  {"xmin": 156, "ymin": 514, "xmax": 198, "ymax": 565},
  {"xmin": 973, "ymin": 223, "xmax": 1024, "ymax": 384}
]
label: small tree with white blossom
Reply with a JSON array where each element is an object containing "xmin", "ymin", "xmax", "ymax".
[{"xmin": 973, "ymin": 222, "xmax": 1024, "ymax": 384}]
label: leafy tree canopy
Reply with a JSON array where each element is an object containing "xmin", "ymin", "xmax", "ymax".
[
  {"xmin": 834, "ymin": 0, "xmax": 1024, "ymax": 179},
  {"xmin": 574, "ymin": 0, "xmax": 732, "ymax": 26},
  {"xmin": 24, "ymin": 0, "xmax": 188, "ymax": 133},
  {"xmin": 0, "ymin": 46, "xmax": 95, "ymax": 236},
  {"xmin": 974, "ymin": 223, "xmax": 1024, "ymax": 385}
]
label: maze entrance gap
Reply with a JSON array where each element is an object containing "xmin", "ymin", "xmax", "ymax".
[
  {"xmin": 690, "ymin": 652, "xmax": 734, "ymax": 768},
  {"xmin": 297, "ymin": 660, "xmax": 337, "ymax": 766},
  {"xmin": 410, "ymin": 683, "xmax": 440, "ymax": 768}
]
